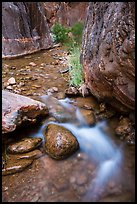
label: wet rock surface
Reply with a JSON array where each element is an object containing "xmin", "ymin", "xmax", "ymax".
[
  {"xmin": 81, "ymin": 2, "xmax": 135, "ymax": 112},
  {"xmin": 115, "ymin": 117, "xmax": 135, "ymax": 145},
  {"xmin": 44, "ymin": 123, "xmax": 79, "ymax": 159},
  {"xmin": 39, "ymin": 95, "xmax": 77, "ymax": 123},
  {"xmin": 7, "ymin": 137, "xmax": 42, "ymax": 154},
  {"xmin": 2, "ymin": 147, "xmax": 135, "ymax": 202},
  {"xmin": 2, "ymin": 90, "xmax": 48, "ymax": 134},
  {"xmin": 2, "ymin": 158, "xmax": 33, "ymax": 176},
  {"xmin": 79, "ymin": 108, "xmax": 96, "ymax": 126}
]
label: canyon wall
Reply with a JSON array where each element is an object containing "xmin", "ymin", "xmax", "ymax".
[
  {"xmin": 2, "ymin": 2, "xmax": 53, "ymax": 58},
  {"xmin": 81, "ymin": 2, "xmax": 135, "ymax": 112}
]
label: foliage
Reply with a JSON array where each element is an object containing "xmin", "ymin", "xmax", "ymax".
[
  {"xmin": 71, "ymin": 22, "xmax": 84, "ymax": 45},
  {"xmin": 51, "ymin": 22, "xmax": 84, "ymax": 47},
  {"xmin": 68, "ymin": 47, "xmax": 84, "ymax": 87},
  {"xmin": 51, "ymin": 22, "xmax": 84, "ymax": 87},
  {"xmin": 51, "ymin": 23, "xmax": 70, "ymax": 43}
]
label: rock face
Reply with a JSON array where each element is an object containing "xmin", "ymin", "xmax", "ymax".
[
  {"xmin": 44, "ymin": 2, "xmax": 88, "ymax": 27},
  {"xmin": 2, "ymin": 2, "xmax": 53, "ymax": 59},
  {"xmin": 2, "ymin": 90, "xmax": 48, "ymax": 134},
  {"xmin": 44, "ymin": 123, "xmax": 79, "ymax": 159},
  {"xmin": 81, "ymin": 2, "xmax": 135, "ymax": 113}
]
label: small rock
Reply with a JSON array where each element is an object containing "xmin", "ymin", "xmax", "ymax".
[
  {"xmin": 10, "ymin": 66, "xmax": 16, "ymax": 70},
  {"xmin": 6, "ymin": 85, "xmax": 13, "ymax": 90},
  {"xmin": 115, "ymin": 117, "xmax": 132, "ymax": 136},
  {"xmin": 2, "ymin": 159, "xmax": 33, "ymax": 176},
  {"xmin": 65, "ymin": 86, "xmax": 79, "ymax": 96},
  {"xmin": 79, "ymin": 108, "xmax": 96, "ymax": 126},
  {"xmin": 7, "ymin": 137, "xmax": 42, "ymax": 154},
  {"xmin": 52, "ymin": 87, "xmax": 58, "ymax": 92},
  {"xmin": 70, "ymin": 176, "xmax": 76, "ymax": 184},
  {"xmin": 3, "ymin": 64, "xmax": 9, "ymax": 69},
  {"xmin": 40, "ymin": 63, "xmax": 45, "ymax": 66},
  {"xmin": 8, "ymin": 77, "xmax": 16, "ymax": 85},
  {"xmin": 99, "ymin": 103, "xmax": 106, "ymax": 112},
  {"xmin": 76, "ymin": 174, "xmax": 87, "ymax": 185},
  {"xmin": 29, "ymin": 62, "xmax": 37, "ymax": 66},
  {"xmin": 19, "ymin": 82, "xmax": 25, "ymax": 86}
]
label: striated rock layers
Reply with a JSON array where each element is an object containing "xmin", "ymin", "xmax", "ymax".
[
  {"xmin": 81, "ymin": 2, "xmax": 135, "ymax": 113},
  {"xmin": 2, "ymin": 2, "xmax": 53, "ymax": 59},
  {"xmin": 2, "ymin": 90, "xmax": 48, "ymax": 134}
]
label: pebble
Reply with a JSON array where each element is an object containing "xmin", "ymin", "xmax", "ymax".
[
  {"xmin": 70, "ymin": 176, "xmax": 76, "ymax": 184},
  {"xmin": 6, "ymin": 85, "xmax": 13, "ymax": 90},
  {"xmin": 76, "ymin": 174, "xmax": 87, "ymax": 185},
  {"xmin": 52, "ymin": 87, "xmax": 58, "ymax": 92},
  {"xmin": 8, "ymin": 77, "xmax": 16, "ymax": 85},
  {"xmin": 29, "ymin": 62, "xmax": 37, "ymax": 66}
]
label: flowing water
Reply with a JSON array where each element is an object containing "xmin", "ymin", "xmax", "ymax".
[
  {"xmin": 2, "ymin": 47, "xmax": 135, "ymax": 202},
  {"xmin": 31, "ymin": 98, "xmax": 125, "ymax": 201}
]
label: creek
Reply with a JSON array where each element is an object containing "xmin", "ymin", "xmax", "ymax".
[{"xmin": 2, "ymin": 46, "xmax": 135, "ymax": 202}]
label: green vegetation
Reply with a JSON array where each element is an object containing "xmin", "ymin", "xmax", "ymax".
[
  {"xmin": 51, "ymin": 22, "xmax": 84, "ymax": 87},
  {"xmin": 68, "ymin": 47, "xmax": 83, "ymax": 87},
  {"xmin": 51, "ymin": 23, "xmax": 70, "ymax": 44}
]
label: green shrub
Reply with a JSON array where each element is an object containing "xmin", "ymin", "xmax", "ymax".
[
  {"xmin": 71, "ymin": 22, "xmax": 84, "ymax": 45},
  {"xmin": 51, "ymin": 22, "xmax": 84, "ymax": 87},
  {"xmin": 51, "ymin": 23, "xmax": 70, "ymax": 43}
]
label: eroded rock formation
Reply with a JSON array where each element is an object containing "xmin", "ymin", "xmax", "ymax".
[
  {"xmin": 2, "ymin": 2, "xmax": 53, "ymax": 58},
  {"xmin": 81, "ymin": 2, "xmax": 135, "ymax": 113},
  {"xmin": 2, "ymin": 90, "xmax": 48, "ymax": 134},
  {"xmin": 44, "ymin": 2, "xmax": 88, "ymax": 27}
]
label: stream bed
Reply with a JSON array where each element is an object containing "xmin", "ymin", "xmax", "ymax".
[{"xmin": 2, "ymin": 46, "xmax": 135, "ymax": 202}]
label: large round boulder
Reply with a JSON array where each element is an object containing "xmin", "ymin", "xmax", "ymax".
[{"xmin": 44, "ymin": 123, "xmax": 79, "ymax": 159}]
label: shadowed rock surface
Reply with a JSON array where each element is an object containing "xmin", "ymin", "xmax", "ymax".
[
  {"xmin": 44, "ymin": 2, "xmax": 88, "ymax": 27},
  {"xmin": 81, "ymin": 2, "xmax": 135, "ymax": 113},
  {"xmin": 2, "ymin": 90, "xmax": 48, "ymax": 134},
  {"xmin": 2, "ymin": 2, "xmax": 53, "ymax": 58}
]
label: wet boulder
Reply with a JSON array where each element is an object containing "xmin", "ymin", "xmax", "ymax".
[
  {"xmin": 7, "ymin": 137, "xmax": 42, "ymax": 154},
  {"xmin": 2, "ymin": 90, "xmax": 48, "ymax": 134},
  {"xmin": 2, "ymin": 2, "xmax": 53, "ymax": 58},
  {"xmin": 79, "ymin": 109, "xmax": 96, "ymax": 126},
  {"xmin": 39, "ymin": 95, "xmax": 77, "ymax": 122},
  {"xmin": 44, "ymin": 123, "xmax": 79, "ymax": 159},
  {"xmin": 115, "ymin": 117, "xmax": 133, "ymax": 137},
  {"xmin": 81, "ymin": 2, "xmax": 135, "ymax": 113}
]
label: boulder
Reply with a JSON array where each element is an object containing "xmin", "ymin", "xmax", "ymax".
[
  {"xmin": 44, "ymin": 123, "xmax": 79, "ymax": 159},
  {"xmin": 2, "ymin": 90, "xmax": 48, "ymax": 134},
  {"xmin": 81, "ymin": 2, "xmax": 135, "ymax": 113}
]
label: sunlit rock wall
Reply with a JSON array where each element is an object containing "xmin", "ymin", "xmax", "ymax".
[
  {"xmin": 81, "ymin": 2, "xmax": 135, "ymax": 112},
  {"xmin": 2, "ymin": 2, "xmax": 53, "ymax": 59}
]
